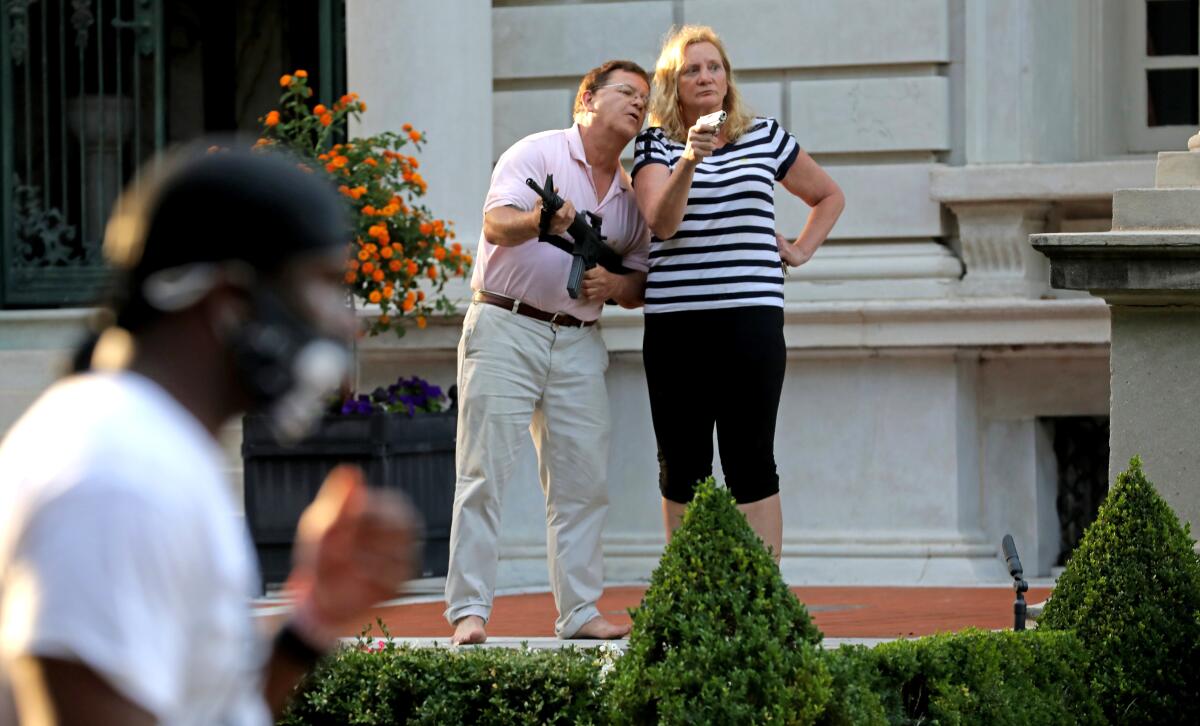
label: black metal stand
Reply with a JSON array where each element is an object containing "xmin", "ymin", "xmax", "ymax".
[{"xmin": 1002, "ymin": 534, "xmax": 1029, "ymax": 631}]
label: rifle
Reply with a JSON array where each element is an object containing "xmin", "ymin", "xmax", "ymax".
[{"xmin": 525, "ymin": 174, "xmax": 631, "ymax": 299}]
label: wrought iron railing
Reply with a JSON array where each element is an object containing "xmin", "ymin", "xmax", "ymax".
[{"xmin": 1, "ymin": 0, "xmax": 162, "ymax": 307}]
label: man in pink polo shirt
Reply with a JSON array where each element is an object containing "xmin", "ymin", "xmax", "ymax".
[{"xmin": 445, "ymin": 60, "xmax": 651, "ymax": 644}]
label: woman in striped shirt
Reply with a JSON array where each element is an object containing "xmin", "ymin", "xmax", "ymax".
[{"xmin": 632, "ymin": 25, "xmax": 844, "ymax": 562}]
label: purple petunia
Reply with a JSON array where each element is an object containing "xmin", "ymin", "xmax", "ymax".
[{"xmin": 331, "ymin": 373, "xmax": 449, "ymax": 417}]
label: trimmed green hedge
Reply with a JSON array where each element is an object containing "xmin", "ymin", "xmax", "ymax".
[
  {"xmin": 1038, "ymin": 456, "xmax": 1200, "ymax": 723},
  {"xmin": 820, "ymin": 629, "xmax": 1103, "ymax": 725},
  {"xmin": 279, "ymin": 639, "xmax": 612, "ymax": 725},
  {"xmin": 606, "ymin": 479, "xmax": 830, "ymax": 725},
  {"xmin": 279, "ymin": 462, "xmax": 1200, "ymax": 724},
  {"xmin": 278, "ymin": 627, "xmax": 1101, "ymax": 725}
]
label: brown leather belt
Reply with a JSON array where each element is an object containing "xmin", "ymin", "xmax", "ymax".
[{"xmin": 473, "ymin": 290, "xmax": 596, "ymax": 328}]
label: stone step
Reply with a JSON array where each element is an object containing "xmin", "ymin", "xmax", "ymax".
[
  {"xmin": 343, "ymin": 636, "xmax": 895, "ymax": 651},
  {"xmin": 1155, "ymin": 151, "xmax": 1200, "ymax": 189},
  {"xmin": 1113, "ymin": 188, "xmax": 1200, "ymax": 230}
]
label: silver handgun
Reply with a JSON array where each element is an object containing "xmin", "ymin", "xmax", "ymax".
[{"xmin": 697, "ymin": 110, "xmax": 727, "ymax": 129}]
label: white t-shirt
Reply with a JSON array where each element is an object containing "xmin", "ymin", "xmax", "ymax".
[{"xmin": 0, "ymin": 372, "xmax": 269, "ymax": 725}]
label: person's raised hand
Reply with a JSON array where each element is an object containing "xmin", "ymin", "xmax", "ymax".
[{"xmin": 285, "ymin": 465, "xmax": 421, "ymax": 645}]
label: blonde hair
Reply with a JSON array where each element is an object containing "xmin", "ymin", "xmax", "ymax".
[{"xmin": 648, "ymin": 25, "xmax": 754, "ymax": 144}]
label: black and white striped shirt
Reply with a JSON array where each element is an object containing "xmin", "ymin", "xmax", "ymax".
[{"xmin": 632, "ymin": 117, "xmax": 800, "ymax": 313}]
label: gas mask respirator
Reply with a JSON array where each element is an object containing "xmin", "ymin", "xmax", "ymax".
[{"xmin": 222, "ymin": 282, "xmax": 351, "ymax": 444}]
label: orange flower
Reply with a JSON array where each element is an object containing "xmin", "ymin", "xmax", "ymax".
[
  {"xmin": 408, "ymin": 130, "xmax": 422, "ymax": 143},
  {"xmin": 362, "ymin": 205, "xmax": 376, "ymax": 216},
  {"xmin": 347, "ymin": 259, "xmax": 359, "ymax": 271},
  {"xmin": 417, "ymin": 291, "xmax": 425, "ymax": 302},
  {"xmin": 357, "ymin": 249, "xmax": 369, "ymax": 261},
  {"xmin": 402, "ymin": 123, "xmax": 413, "ymax": 132},
  {"xmin": 433, "ymin": 247, "xmax": 446, "ymax": 261},
  {"xmin": 364, "ymin": 157, "xmax": 378, "ymax": 167},
  {"xmin": 359, "ymin": 102, "xmax": 368, "ymax": 112},
  {"xmin": 406, "ymin": 261, "xmax": 418, "ymax": 276},
  {"xmin": 402, "ymin": 298, "xmax": 415, "ymax": 313},
  {"xmin": 313, "ymin": 104, "xmax": 327, "ymax": 115},
  {"xmin": 369, "ymin": 290, "xmax": 382, "ymax": 304},
  {"xmin": 419, "ymin": 223, "xmax": 433, "ymax": 236},
  {"xmin": 452, "ymin": 242, "xmax": 463, "ymax": 253},
  {"xmin": 380, "ymin": 246, "xmax": 394, "ymax": 259},
  {"xmin": 265, "ymin": 110, "xmax": 280, "ymax": 126},
  {"xmin": 382, "ymin": 285, "xmax": 394, "ymax": 298},
  {"xmin": 344, "ymin": 271, "xmax": 357, "ymax": 283},
  {"xmin": 426, "ymin": 266, "xmax": 437, "ymax": 281},
  {"xmin": 294, "ymin": 69, "xmax": 308, "ymax": 78},
  {"xmin": 254, "ymin": 137, "xmax": 270, "ymax": 147},
  {"xmin": 330, "ymin": 155, "xmax": 348, "ymax": 168},
  {"xmin": 405, "ymin": 291, "xmax": 416, "ymax": 303},
  {"xmin": 416, "ymin": 316, "xmax": 427, "ymax": 329},
  {"xmin": 372, "ymin": 269, "xmax": 385, "ymax": 282},
  {"xmin": 388, "ymin": 260, "xmax": 402, "ymax": 272},
  {"xmin": 320, "ymin": 113, "xmax": 333, "ymax": 127},
  {"xmin": 362, "ymin": 262, "xmax": 375, "ymax": 274},
  {"xmin": 279, "ymin": 74, "xmax": 292, "ymax": 87}
]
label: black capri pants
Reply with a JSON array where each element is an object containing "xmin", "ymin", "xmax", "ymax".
[{"xmin": 643, "ymin": 305, "xmax": 786, "ymax": 505}]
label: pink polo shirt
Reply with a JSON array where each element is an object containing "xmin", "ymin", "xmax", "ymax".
[{"xmin": 471, "ymin": 124, "xmax": 650, "ymax": 322}]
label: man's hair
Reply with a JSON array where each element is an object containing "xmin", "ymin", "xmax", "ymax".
[
  {"xmin": 572, "ymin": 59, "xmax": 651, "ymax": 120},
  {"xmin": 648, "ymin": 25, "xmax": 754, "ymax": 143}
]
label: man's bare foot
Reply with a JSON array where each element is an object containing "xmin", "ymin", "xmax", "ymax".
[
  {"xmin": 452, "ymin": 615, "xmax": 487, "ymax": 645},
  {"xmin": 570, "ymin": 615, "xmax": 631, "ymax": 640}
]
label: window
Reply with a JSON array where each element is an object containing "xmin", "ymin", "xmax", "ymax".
[{"xmin": 1128, "ymin": 0, "xmax": 1200, "ymax": 152}]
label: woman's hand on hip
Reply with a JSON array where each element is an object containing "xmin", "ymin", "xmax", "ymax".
[{"xmin": 776, "ymin": 233, "xmax": 813, "ymax": 268}]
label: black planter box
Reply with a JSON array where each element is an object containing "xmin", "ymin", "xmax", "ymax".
[{"xmin": 241, "ymin": 410, "xmax": 456, "ymax": 593}]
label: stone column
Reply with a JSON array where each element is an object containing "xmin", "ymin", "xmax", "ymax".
[
  {"xmin": 345, "ymin": 1, "xmax": 492, "ymax": 249},
  {"xmin": 1033, "ymin": 146, "xmax": 1200, "ymax": 538}
]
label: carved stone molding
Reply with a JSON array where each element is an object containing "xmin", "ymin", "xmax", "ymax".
[{"xmin": 948, "ymin": 201, "xmax": 1052, "ymax": 298}]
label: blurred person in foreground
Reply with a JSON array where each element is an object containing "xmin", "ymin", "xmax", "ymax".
[{"xmin": 0, "ymin": 145, "xmax": 419, "ymax": 725}]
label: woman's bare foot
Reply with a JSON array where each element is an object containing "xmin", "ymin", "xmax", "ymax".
[
  {"xmin": 570, "ymin": 615, "xmax": 631, "ymax": 640},
  {"xmin": 452, "ymin": 615, "xmax": 487, "ymax": 645}
]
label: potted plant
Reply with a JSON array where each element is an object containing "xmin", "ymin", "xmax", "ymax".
[
  {"xmin": 241, "ymin": 70, "xmax": 469, "ymax": 592},
  {"xmin": 243, "ymin": 377, "xmax": 457, "ymax": 591}
]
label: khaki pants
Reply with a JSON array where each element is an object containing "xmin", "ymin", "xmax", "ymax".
[{"xmin": 444, "ymin": 300, "xmax": 610, "ymax": 638}]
